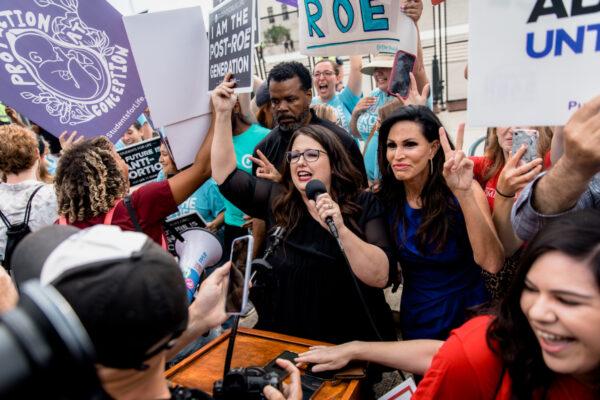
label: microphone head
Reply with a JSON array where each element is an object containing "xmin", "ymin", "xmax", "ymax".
[{"xmin": 305, "ymin": 179, "xmax": 327, "ymax": 201}]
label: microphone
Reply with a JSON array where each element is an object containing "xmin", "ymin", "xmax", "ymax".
[{"xmin": 305, "ymin": 179, "xmax": 339, "ymax": 238}]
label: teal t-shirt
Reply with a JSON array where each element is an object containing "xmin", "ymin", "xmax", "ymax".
[
  {"xmin": 222, "ymin": 124, "xmax": 270, "ymax": 227},
  {"xmin": 156, "ymin": 171, "xmax": 225, "ymax": 223},
  {"xmin": 311, "ymin": 86, "xmax": 360, "ymax": 133}
]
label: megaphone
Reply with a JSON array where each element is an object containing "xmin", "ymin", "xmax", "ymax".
[{"xmin": 175, "ymin": 228, "xmax": 223, "ymax": 303}]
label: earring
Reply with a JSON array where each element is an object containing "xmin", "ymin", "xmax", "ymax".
[{"xmin": 429, "ymin": 159, "xmax": 433, "ymax": 175}]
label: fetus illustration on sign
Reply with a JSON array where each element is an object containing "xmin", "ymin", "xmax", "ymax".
[{"xmin": 3, "ymin": 0, "xmax": 124, "ymax": 125}]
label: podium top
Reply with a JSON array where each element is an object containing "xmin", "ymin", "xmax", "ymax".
[{"xmin": 166, "ymin": 327, "xmax": 361, "ymax": 399}]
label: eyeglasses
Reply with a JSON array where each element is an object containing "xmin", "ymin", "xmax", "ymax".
[
  {"xmin": 285, "ymin": 149, "xmax": 327, "ymax": 164},
  {"xmin": 313, "ymin": 71, "xmax": 335, "ymax": 78}
]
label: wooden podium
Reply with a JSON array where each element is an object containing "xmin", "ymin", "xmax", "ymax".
[{"xmin": 165, "ymin": 327, "xmax": 361, "ymax": 399}]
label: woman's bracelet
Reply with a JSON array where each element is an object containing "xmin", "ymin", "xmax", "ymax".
[{"xmin": 495, "ymin": 187, "xmax": 515, "ymax": 198}]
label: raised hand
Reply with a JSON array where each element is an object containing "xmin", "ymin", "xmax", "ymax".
[
  {"xmin": 562, "ymin": 95, "xmax": 600, "ymax": 177},
  {"xmin": 249, "ymin": 149, "xmax": 282, "ymax": 183},
  {"xmin": 393, "ymin": 72, "xmax": 430, "ymax": 107},
  {"xmin": 59, "ymin": 130, "xmax": 84, "ymax": 152},
  {"xmin": 352, "ymin": 96, "xmax": 376, "ymax": 117},
  {"xmin": 210, "ymin": 72, "xmax": 238, "ymax": 114},
  {"xmin": 496, "ymin": 146, "xmax": 543, "ymax": 197},
  {"xmin": 440, "ymin": 123, "xmax": 474, "ymax": 193},
  {"xmin": 401, "ymin": 0, "xmax": 423, "ymax": 22}
]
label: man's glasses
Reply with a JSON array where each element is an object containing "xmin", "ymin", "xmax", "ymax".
[
  {"xmin": 286, "ymin": 149, "xmax": 327, "ymax": 164},
  {"xmin": 313, "ymin": 71, "xmax": 335, "ymax": 78}
]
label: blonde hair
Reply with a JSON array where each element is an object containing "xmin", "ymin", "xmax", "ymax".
[
  {"xmin": 0, "ymin": 124, "xmax": 38, "ymax": 175},
  {"xmin": 55, "ymin": 137, "xmax": 128, "ymax": 222}
]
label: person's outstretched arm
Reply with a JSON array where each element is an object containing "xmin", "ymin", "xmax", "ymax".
[
  {"xmin": 296, "ymin": 339, "xmax": 443, "ymax": 377},
  {"xmin": 211, "ymin": 75, "xmax": 239, "ymax": 185},
  {"xmin": 346, "ymin": 55, "xmax": 363, "ymax": 97},
  {"xmin": 440, "ymin": 125, "xmax": 504, "ymax": 273},
  {"xmin": 168, "ymin": 117, "xmax": 215, "ymax": 205}
]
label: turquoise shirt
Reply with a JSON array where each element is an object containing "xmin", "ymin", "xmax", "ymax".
[
  {"xmin": 221, "ymin": 123, "xmax": 270, "ymax": 227},
  {"xmin": 156, "ymin": 171, "xmax": 225, "ymax": 223},
  {"xmin": 312, "ymin": 86, "xmax": 360, "ymax": 133}
]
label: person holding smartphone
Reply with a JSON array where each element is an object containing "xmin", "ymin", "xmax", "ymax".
[
  {"xmin": 211, "ymin": 75, "xmax": 397, "ymax": 348},
  {"xmin": 469, "ymin": 126, "xmax": 552, "ymax": 300}
]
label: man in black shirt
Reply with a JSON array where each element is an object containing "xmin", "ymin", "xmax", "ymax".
[{"xmin": 252, "ymin": 61, "xmax": 367, "ymax": 186}]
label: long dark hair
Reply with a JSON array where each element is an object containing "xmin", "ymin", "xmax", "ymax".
[
  {"xmin": 272, "ymin": 125, "xmax": 364, "ymax": 234},
  {"xmin": 377, "ymin": 105, "xmax": 455, "ymax": 253},
  {"xmin": 487, "ymin": 210, "xmax": 600, "ymax": 398}
]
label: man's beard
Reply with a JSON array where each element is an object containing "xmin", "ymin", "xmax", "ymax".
[{"xmin": 276, "ymin": 108, "xmax": 310, "ymax": 132}]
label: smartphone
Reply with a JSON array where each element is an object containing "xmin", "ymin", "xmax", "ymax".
[
  {"xmin": 387, "ymin": 50, "xmax": 416, "ymax": 99},
  {"xmin": 263, "ymin": 350, "xmax": 298, "ymax": 380},
  {"xmin": 226, "ymin": 235, "xmax": 253, "ymax": 315},
  {"xmin": 512, "ymin": 129, "xmax": 539, "ymax": 164}
]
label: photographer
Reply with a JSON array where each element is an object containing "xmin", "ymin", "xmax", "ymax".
[{"xmin": 12, "ymin": 224, "xmax": 230, "ymax": 400}]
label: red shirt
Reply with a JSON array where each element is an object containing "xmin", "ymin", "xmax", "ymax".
[
  {"xmin": 68, "ymin": 181, "xmax": 177, "ymax": 245},
  {"xmin": 414, "ymin": 316, "xmax": 596, "ymax": 400},
  {"xmin": 470, "ymin": 156, "xmax": 500, "ymax": 212}
]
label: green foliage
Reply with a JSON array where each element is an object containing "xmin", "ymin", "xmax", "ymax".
[{"xmin": 263, "ymin": 25, "xmax": 290, "ymax": 45}]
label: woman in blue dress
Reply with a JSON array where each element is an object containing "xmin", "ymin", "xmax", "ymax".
[{"xmin": 377, "ymin": 106, "xmax": 504, "ymax": 340}]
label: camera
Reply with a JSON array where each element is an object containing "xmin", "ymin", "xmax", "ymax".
[
  {"xmin": 0, "ymin": 280, "xmax": 105, "ymax": 399},
  {"xmin": 213, "ymin": 366, "xmax": 282, "ymax": 400}
]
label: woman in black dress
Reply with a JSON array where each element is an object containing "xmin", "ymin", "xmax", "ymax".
[{"xmin": 211, "ymin": 77, "xmax": 396, "ymax": 344}]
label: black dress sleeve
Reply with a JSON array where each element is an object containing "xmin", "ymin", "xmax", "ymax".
[
  {"xmin": 357, "ymin": 192, "xmax": 400, "ymax": 287},
  {"xmin": 218, "ymin": 169, "xmax": 277, "ymax": 220}
]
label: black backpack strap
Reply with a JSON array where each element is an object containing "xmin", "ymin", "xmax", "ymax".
[
  {"xmin": 0, "ymin": 185, "xmax": 43, "ymax": 228},
  {"xmin": 123, "ymin": 195, "xmax": 143, "ymax": 233},
  {"xmin": 22, "ymin": 185, "xmax": 43, "ymax": 225}
]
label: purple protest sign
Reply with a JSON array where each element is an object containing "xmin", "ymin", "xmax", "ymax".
[
  {"xmin": 276, "ymin": 0, "xmax": 298, "ymax": 7},
  {"xmin": 0, "ymin": 0, "xmax": 147, "ymax": 143}
]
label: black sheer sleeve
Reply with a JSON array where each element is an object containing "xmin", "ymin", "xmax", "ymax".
[
  {"xmin": 218, "ymin": 169, "xmax": 277, "ymax": 220},
  {"xmin": 357, "ymin": 192, "xmax": 400, "ymax": 287}
]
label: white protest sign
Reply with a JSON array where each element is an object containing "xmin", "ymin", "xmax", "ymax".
[
  {"xmin": 163, "ymin": 113, "xmax": 212, "ymax": 170},
  {"xmin": 208, "ymin": 0, "xmax": 255, "ymax": 92},
  {"xmin": 117, "ymin": 137, "xmax": 162, "ymax": 186},
  {"xmin": 123, "ymin": 7, "xmax": 211, "ymax": 127},
  {"xmin": 298, "ymin": 0, "xmax": 417, "ymax": 56},
  {"xmin": 468, "ymin": 1, "xmax": 600, "ymax": 127}
]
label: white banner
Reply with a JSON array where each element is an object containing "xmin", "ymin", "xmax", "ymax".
[
  {"xmin": 298, "ymin": 0, "xmax": 417, "ymax": 56},
  {"xmin": 468, "ymin": 1, "xmax": 600, "ymax": 127}
]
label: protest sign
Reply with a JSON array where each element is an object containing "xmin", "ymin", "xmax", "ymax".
[
  {"xmin": 277, "ymin": 0, "xmax": 299, "ymax": 7},
  {"xmin": 0, "ymin": 0, "xmax": 146, "ymax": 142},
  {"xmin": 165, "ymin": 212, "xmax": 207, "ymax": 256},
  {"xmin": 468, "ymin": 1, "xmax": 600, "ymax": 127},
  {"xmin": 208, "ymin": 0, "xmax": 255, "ymax": 92},
  {"xmin": 117, "ymin": 137, "xmax": 161, "ymax": 186},
  {"xmin": 377, "ymin": 376, "xmax": 416, "ymax": 400},
  {"xmin": 298, "ymin": 0, "xmax": 417, "ymax": 57},
  {"xmin": 123, "ymin": 7, "xmax": 210, "ymax": 128}
]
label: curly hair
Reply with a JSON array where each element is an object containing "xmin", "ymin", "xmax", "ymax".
[
  {"xmin": 0, "ymin": 124, "xmax": 38, "ymax": 175},
  {"xmin": 268, "ymin": 61, "xmax": 313, "ymax": 91},
  {"xmin": 272, "ymin": 125, "xmax": 364, "ymax": 235},
  {"xmin": 487, "ymin": 209, "xmax": 600, "ymax": 399},
  {"xmin": 377, "ymin": 105, "xmax": 456, "ymax": 253},
  {"xmin": 55, "ymin": 137, "xmax": 128, "ymax": 222}
]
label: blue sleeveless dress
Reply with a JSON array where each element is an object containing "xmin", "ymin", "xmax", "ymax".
[{"xmin": 395, "ymin": 200, "xmax": 489, "ymax": 340}]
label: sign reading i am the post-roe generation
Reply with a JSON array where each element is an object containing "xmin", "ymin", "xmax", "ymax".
[{"xmin": 208, "ymin": 0, "xmax": 255, "ymax": 92}]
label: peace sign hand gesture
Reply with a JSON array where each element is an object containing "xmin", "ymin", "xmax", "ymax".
[
  {"xmin": 248, "ymin": 149, "xmax": 282, "ymax": 183},
  {"xmin": 440, "ymin": 123, "xmax": 474, "ymax": 193}
]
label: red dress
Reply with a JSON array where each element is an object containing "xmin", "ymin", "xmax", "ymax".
[
  {"xmin": 470, "ymin": 156, "xmax": 500, "ymax": 211},
  {"xmin": 414, "ymin": 316, "xmax": 597, "ymax": 400}
]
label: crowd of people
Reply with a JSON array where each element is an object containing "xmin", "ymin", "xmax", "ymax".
[{"xmin": 0, "ymin": 0, "xmax": 599, "ymax": 399}]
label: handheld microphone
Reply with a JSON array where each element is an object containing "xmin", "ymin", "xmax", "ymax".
[{"xmin": 305, "ymin": 179, "xmax": 339, "ymax": 238}]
